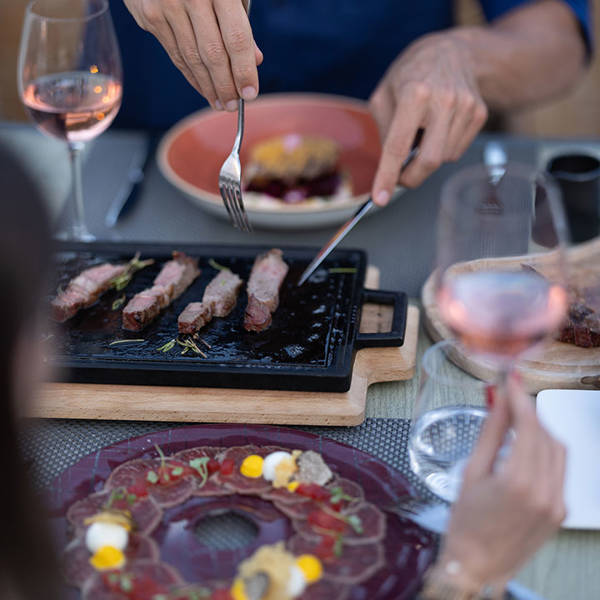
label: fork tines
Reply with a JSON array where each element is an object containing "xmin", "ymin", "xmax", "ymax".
[{"xmin": 219, "ymin": 176, "xmax": 252, "ymax": 232}]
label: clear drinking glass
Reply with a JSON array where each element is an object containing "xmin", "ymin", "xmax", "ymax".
[
  {"xmin": 18, "ymin": 0, "xmax": 122, "ymax": 241},
  {"xmin": 434, "ymin": 162, "xmax": 569, "ymax": 390},
  {"xmin": 409, "ymin": 341, "xmax": 494, "ymax": 502}
]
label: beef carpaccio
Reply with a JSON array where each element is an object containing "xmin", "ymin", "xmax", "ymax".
[
  {"xmin": 244, "ymin": 249, "xmax": 289, "ymax": 332},
  {"xmin": 59, "ymin": 442, "xmax": 417, "ymax": 600},
  {"xmin": 123, "ymin": 252, "xmax": 200, "ymax": 331}
]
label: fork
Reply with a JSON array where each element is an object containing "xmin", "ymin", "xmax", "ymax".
[{"xmin": 218, "ymin": 1, "xmax": 252, "ymax": 232}]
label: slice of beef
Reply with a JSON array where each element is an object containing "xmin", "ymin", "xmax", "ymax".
[
  {"xmin": 288, "ymin": 535, "xmax": 385, "ymax": 585},
  {"xmin": 63, "ymin": 533, "xmax": 159, "ymax": 588},
  {"xmin": 81, "ymin": 560, "xmax": 182, "ymax": 600},
  {"xmin": 51, "ymin": 263, "xmax": 127, "ymax": 322},
  {"xmin": 177, "ymin": 302, "xmax": 213, "ymax": 335},
  {"xmin": 154, "ymin": 251, "xmax": 200, "ymax": 300},
  {"xmin": 558, "ymin": 288, "xmax": 600, "ymax": 347},
  {"xmin": 104, "ymin": 458, "xmax": 195, "ymax": 508},
  {"xmin": 244, "ymin": 249, "xmax": 289, "ymax": 332},
  {"xmin": 123, "ymin": 252, "xmax": 200, "ymax": 331},
  {"xmin": 66, "ymin": 490, "xmax": 162, "ymax": 536},
  {"xmin": 293, "ymin": 502, "xmax": 386, "ymax": 545},
  {"xmin": 172, "ymin": 446, "xmax": 233, "ymax": 497},
  {"xmin": 214, "ymin": 445, "xmax": 278, "ymax": 495},
  {"xmin": 203, "ymin": 269, "xmax": 243, "ymax": 317}
]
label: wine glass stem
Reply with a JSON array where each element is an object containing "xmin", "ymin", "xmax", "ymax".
[{"xmin": 67, "ymin": 141, "xmax": 94, "ymax": 241}]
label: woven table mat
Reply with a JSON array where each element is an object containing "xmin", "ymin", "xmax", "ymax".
[{"xmin": 19, "ymin": 417, "xmax": 434, "ymax": 501}]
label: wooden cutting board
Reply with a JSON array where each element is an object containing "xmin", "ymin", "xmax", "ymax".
[
  {"xmin": 422, "ymin": 238, "xmax": 600, "ymax": 394},
  {"xmin": 31, "ymin": 267, "xmax": 419, "ymax": 426}
]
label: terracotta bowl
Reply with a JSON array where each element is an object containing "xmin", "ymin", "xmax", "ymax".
[{"xmin": 158, "ymin": 93, "xmax": 400, "ymax": 230}]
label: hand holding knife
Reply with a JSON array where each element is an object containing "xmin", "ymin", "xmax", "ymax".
[{"xmin": 297, "ymin": 128, "xmax": 424, "ymax": 286}]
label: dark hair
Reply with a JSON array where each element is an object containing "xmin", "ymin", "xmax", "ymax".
[{"xmin": 0, "ymin": 143, "xmax": 60, "ymax": 599}]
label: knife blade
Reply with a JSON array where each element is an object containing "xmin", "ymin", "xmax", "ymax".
[
  {"xmin": 297, "ymin": 129, "xmax": 423, "ymax": 286},
  {"xmin": 104, "ymin": 133, "xmax": 157, "ymax": 228},
  {"xmin": 394, "ymin": 500, "xmax": 548, "ymax": 600}
]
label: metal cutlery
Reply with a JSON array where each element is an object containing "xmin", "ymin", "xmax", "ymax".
[
  {"xmin": 218, "ymin": 0, "xmax": 252, "ymax": 232},
  {"xmin": 104, "ymin": 133, "xmax": 157, "ymax": 228},
  {"xmin": 297, "ymin": 129, "xmax": 423, "ymax": 286}
]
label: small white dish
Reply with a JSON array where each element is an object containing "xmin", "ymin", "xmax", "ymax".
[{"xmin": 537, "ymin": 389, "xmax": 600, "ymax": 530}]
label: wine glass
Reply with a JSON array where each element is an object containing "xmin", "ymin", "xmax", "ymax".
[
  {"xmin": 18, "ymin": 0, "xmax": 122, "ymax": 242},
  {"xmin": 411, "ymin": 162, "xmax": 569, "ymax": 501}
]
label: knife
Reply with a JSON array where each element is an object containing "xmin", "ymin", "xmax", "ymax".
[
  {"xmin": 394, "ymin": 499, "xmax": 548, "ymax": 600},
  {"xmin": 297, "ymin": 129, "xmax": 424, "ymax": 286},
  {"xmin": 104, "ymin": 133, "xmax": 158, "ymax": 228}
]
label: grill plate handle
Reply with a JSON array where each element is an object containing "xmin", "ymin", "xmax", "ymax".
[{"xmin": 356, "ymin": 290, "xmax": 408, "ymax": 349}]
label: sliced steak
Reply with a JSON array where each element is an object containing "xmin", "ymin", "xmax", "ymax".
[
  {"xmin": 177, "ymin": 302, "xmax": 213, "ymax": 335},
  {"xmin": 123, "ymin": 252, "xmax": 200, "ymax": 331},
  {"xmin": 51, "ymin": 263, "xmax": 127, "ymax": 322},
  {"xmin": 203, "ymin": 269, "xmax": 243, "ymax": 317},
  {"xmin": 558, "ymin": 287, "xmax": 600, "ymax": 347},
  {"xmin": 244, "ymin": 249, "xmax": 289, "ymax": 332}
]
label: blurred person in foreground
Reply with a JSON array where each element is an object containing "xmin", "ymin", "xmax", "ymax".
[
  {"xmin": 113, "ymin": 0, "xmax": 590, "ymax": 205},
  {"xmin": 0, "ymin": 143, "xmax": 566, "ymax": 598}
]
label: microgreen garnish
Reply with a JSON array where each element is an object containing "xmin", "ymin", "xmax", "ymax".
[
  {"xmin": 157, "ymin": 338, "xmax": 176, "ymax": 352},
  {"xmin": 333, "ymin": 536, "xmax": 344, "ymax": 557},
  {"xmin": 171, "ymin": 466, "xmax": 183, "ymax": 476},
  {"xmin": 345, "ymin": 514, "xmax": 364, "ymax": 534},
  {"xmin": 208, "ymin": 258, "xmax": 228, "ymax": 271},
  {"xmin": 109, "ymin": 338, "xmax": 145, "ymax": 346},
  {"xmin": 329, "ymin": 487, "xmax": 353, "ymax": 504},
  {"xmin": 105, "ymin": 487, "xmax": 124, "ymax": 509},
  {"xmin": 177, "ymin": 336, "xmax": 208, "ymax": 358},
  {"xmin": 111, "ymin": 253, "xmax": 155, "ymax": 292},
  {"xmin": 127, "ymin": 493, "xmax": 137, "ymax": 505},
  {"xmin": 146, "ymin": 470, "xmax": 159, "ymax": 484},
  {"xmin": 328, "ymin": 267, "xmax": 357, "ymax": 274},
  {"xmin": 112, "ymin": 294, "xmax": 126, "ymax": 310},
  {"xmin": 189, "ymin": 456, "xmax": 210, "ymax": 488},
  {"xmin": 119, "ymin": 573, "xmax": 134, "ymax": 593}
]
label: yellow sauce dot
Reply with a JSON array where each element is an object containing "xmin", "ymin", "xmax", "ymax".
[
  {"xmin": 287, "ymin": 481, "xmax": 300, "ymax": 493},
  {"xmin": 89, "ymin": 546, "xmax": 126, "ymax": 571},
  {"xmin": 90, "ymin": 65, "xmax": 99, "ymax": 74},
  {"xmin": 240, "ymin": 454, "xmax": 264, "ymax": 478},
  {"xmin": 296, "ymin": 554, "xmax": 323, "ymax": 583},
  {"xmin": 231, "ymin": 578, "xmax": 249, "ymax": 600}
]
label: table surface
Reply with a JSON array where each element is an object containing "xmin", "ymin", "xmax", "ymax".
[{"xmin": 3, "ymin": 121, "xmax": 600, "ymax": 599}]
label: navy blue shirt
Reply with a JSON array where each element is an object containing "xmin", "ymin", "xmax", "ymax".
[{"xmin": 109, "ymin": 0, "xmax": 590, "ymax": 130}]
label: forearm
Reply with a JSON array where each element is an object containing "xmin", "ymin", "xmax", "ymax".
[{"xmin": 450, "ymin": 0, "xmax": 587, "ymax": 111}]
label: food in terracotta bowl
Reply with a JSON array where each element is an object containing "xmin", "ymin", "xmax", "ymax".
[{"xmin": 158, "ymin": 94, "xmax": 393, "ymax": 230}]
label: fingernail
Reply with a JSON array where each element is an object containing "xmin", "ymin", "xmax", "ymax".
[
  {"xmin": 376, "ymin": 190, "xmax": 390, "ymax": 205},
  {"xmin": 225, "ymin": 100, "xmax": 238, "ymax": 112},
  {"xmin": 242, "ymin": 86, "xmax": 257, "ymax": 100},
  {"xmin": 215, "ymin": 100, "xmax": 223, "ymax": 111}
]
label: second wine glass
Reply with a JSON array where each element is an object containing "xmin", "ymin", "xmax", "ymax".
[{"xmin": 18, "ymin": 0, "xmax": 122, "ymax": 241}]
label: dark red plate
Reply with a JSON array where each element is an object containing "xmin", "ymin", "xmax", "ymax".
[{"xmin": 47, "ymin": 424, "xmax": 436, "ymax": 599}]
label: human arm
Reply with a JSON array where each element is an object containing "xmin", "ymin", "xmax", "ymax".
[
  {"xmin": 418, "ymin": 378, "xmax": 567, "ymax": 598},
  {"xmin": 123, "ymin": 0, "xmax": 262, "ymax": 111},
  {"xmin": 370, "ymin": 0, "xmax": 588, "ymax": 202}
]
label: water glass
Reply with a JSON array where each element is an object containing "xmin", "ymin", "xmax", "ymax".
[{"xmin": 409, "ymin": 340, "xmax": 492, "ymax": 503}]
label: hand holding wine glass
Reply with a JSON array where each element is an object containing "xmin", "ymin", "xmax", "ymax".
[{"xmin": 18, "ymin": 0, "xmax": 122, "ymax": 241}]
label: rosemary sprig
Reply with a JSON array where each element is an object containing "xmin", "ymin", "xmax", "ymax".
[
  {"xmin": 112, "ymin": 294, "xmax": 126, "ymax": 310},
  {"xmin": 328, "ymin": 267, "xmax": 357, "ymax": 274},
  {"xmin": 208, "ymin": 258, "xmax": 228, "ymax": 271},
  {"xmin": 192, "ymin": 333, "xmax": 211, "ymax": 349},
  {"xmin": 111, "ymin": 252, "xmax": 155, "ymax": 292},
  {"xmin": 176, "ymin": 336, "xmax": 208, "ymax": 358},
  {"xmin": 157, "ymin": 338, "xmax": 176, "ymax": 353},
  {"xmin": 109, "ymin": 338, "xmax": 145, "ymax": 346}
]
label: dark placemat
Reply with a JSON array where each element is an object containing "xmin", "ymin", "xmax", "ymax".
[{"xmin": 19, "ymin": 417, "xmax": 434, "ymax": 501}]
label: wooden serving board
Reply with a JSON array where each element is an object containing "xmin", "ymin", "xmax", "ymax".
[
  {"xmin": 422, "ymin": 238, "xmax": 600, "ymax": 394},
  {"xmin": 31, "ymin": 267, "xmax": 419, "ymax": 426}
]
